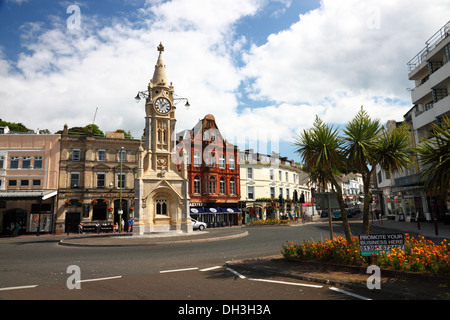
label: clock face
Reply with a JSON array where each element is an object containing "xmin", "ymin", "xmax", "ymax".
[{"xmin": 154, "ymin": 97, "xmax": 171, "ymax": 114}]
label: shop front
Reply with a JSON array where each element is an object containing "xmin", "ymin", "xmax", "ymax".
[
  {"xmin": 58, "ymin": 191, "xmax": 134, "ymax": 234},
  {"xmin": 0, "ymin": 190, "xmax": 57, "ymax": 235},
  {"xmin": 189, "ymin": 205, "xmax": 241, "ymax": 228}
]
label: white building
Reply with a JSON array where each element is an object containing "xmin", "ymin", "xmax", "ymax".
[
  {"xmin": 239, "ymin": 149, "xmax": 313, "ymax": 222},
  {"xmin": 377, "ymin": 20, "xmax": 450, "ymax": 222}
]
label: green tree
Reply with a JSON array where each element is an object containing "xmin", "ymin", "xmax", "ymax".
[
  {"xmin": 294, "ymin": 116, "xmax": 353, "ymax": 242},
  {"xmin": 415, "ymin": 116, "xmax": 450, "ymax": 215},
  {"xmin": 343, "ymin": 107, "xmax": 412, "ymax": 234}
]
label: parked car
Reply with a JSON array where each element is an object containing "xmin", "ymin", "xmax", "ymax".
[
  {"xmin": 320, "ymin": 210, "xmax": 329, "ymax": 218},
  {"xmin": 191, "ymin": 218, "xmax": 207, "ymax": 231},
  {"xmin": 332, "ymin": 210, "xmax": 342, "ymax": 221}
]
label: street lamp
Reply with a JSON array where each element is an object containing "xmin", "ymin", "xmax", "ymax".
[
  {"xmin": 134, "ymin": 90, "xmax": 190, "ymax": 109},
  {"xmin": 119, "ymin": 146, "xmax": 124, "ymax": 232}
]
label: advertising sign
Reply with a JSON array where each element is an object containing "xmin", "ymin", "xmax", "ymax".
[{"xmin": 359, "ymin": 233, "xmax": 405, "ymax": 257}]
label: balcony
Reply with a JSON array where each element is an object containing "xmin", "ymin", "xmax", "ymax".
[
  {"xmin": 407, "ymin": 20, "xmax": 450, "ymax": 72},
  {"xmin": 411, "ymin": 60, "xmax": 450, "ymax": 104},
  {"xmin": 413, "ymin": 94, "xmax": 450, "ymax": 130}
]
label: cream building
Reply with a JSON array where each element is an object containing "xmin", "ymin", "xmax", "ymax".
[
  {"xmin": 0, "ymin": 129, "xmax": 60, "ymax": 234},
  {"xmin": 239, "ymin": 149, "xmax": 312, "ymax": 222},
  {"xmin": 56, "ymin": 126, "xmax": 139, "ymax": 234}
]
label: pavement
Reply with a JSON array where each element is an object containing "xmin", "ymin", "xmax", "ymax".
[{"xmin": 1, "ymin": 216, "xmax": 449, "ymax": 300}]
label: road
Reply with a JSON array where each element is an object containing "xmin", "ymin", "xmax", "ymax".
[{"xmin": 0, "ymin": 221, "xmax": 392, "ymax": 303}]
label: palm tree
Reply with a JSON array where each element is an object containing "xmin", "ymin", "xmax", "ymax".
[
  {"xmin": 343, "ymin": 107, "xmax": 412, "ymax": 234},
  {"xmin": 294, "ymin": 116, "xmax": 353, "ymax": 242},
  {"xmin": 415, "ymin": 116, "xmax": 450, "ymax": 218}
]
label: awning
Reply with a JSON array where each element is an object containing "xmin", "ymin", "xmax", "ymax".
[
  {"xmin": 0, "ymin": 190, "xmax": 58, "ymax": 201},
  {"xmin": 190, "ymin": 207, "xmax": 205, "ymax": 214},
  {"xmin": 205, "ymin": 207, "xmax": 221, "ymax": 213},
  {"xmin": 220, "ymin": 207, "xmax": 241, "ymax": 213}
]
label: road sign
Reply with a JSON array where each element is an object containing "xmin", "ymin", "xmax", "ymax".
[
  {"xmin": 359, "ymin": 233, "xmax": 405, "ymax": 257},
  {"xmin": 314, "ymin": 192, "xmax": 340, "ymax": 210}
]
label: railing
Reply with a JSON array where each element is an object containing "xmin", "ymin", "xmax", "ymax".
[{"xmin": 407, "ymin": 20, "xmax": 450, "ymax": 71}]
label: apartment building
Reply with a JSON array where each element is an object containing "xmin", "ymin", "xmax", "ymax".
[
  {"xmin": 0, "ymin": 128, "xmax": 60, "ymax": 234},
  {"xmin": 376, "ymin": 21, "xmax": 450, "ymax": 222}
]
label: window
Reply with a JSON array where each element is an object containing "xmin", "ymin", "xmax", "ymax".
[
  {"xmin": 34, "ymin": 156, "xmax": 42, "ymax": 169},
  {"xmin": 10, "ymin": 157, "xmax": 19, "ymax": 169},
  {"xmin": 8, "ymin": 180, "xmax": 17, "ymax": 187},
  {"xmin": 70, "ymin": 172, "xmax": 80, "ymax": 188},
  {"xmin": 208, "ymin": 176, "xmax": 216, "ymax": 194},
  {"xmin": 32, "ymin": 180, "xmax": 41, "ymax": 186},
  {"xmin": 72, "ymin": 149, "xmax": 81, "ymax": 161},
  {"xmin": 270, "ymin": 187, "xmax": 275, "ymax": 199},
  {"xmin": 21, "ymin": 180, "xmax": 29, "ymax": 186},
  {"xmin": 98, "ymin": 150, "xmax": 106, "ymax": 161},
  {"xmin": 220, "ymin": 177, "xmax": 226, "ymax": 194},
  {"xmin": 22, "ymin": 157, "xmax": 31, "ymax": 169},
  {"xmin": 118, "ymin": 149, "xmax": 126, "ymax": 162},
  {"xmin": 117, "ymin": 173, "xmax": 126, "ymax": 189},
  {"xmin": 97, "ymin": 173, "xmax": 105, "ymax": 188},
  {"xmin": 0, "ymin": 156, "xmax": 4, "ymax": 169},
  {"xmin": 270, "ymin": 169, "xmax": 274, "ymax": 180},
  {"xmin": 156, "ymin": 200, "xmax": 167, "ymax": 215},
  {"xmin": 285, "ymin": 172, "xmax": 289, "ymax": 182},
  {"xmin": 247, "ymin": 167, "xmax": 253, "ymax": 179},
  {"xmin": 247, "ymin": 186, "xmax": 254, "ymax": 200},
  {"xmin": 230, "ymin": 178, "xmax": 236, "ymax": 195},
  {"xmin": 219, "ymin": 154, "xmax": 225, "ymax": 169},
  {"xmin": 229, "ymin": 156, "xmax": 235, "ymax": 169},
  {"xmin": 194, "ymin": 152, "xmax": 201, "ymax": 167},
  {"xmin": 194, "ymin": 176, "xmax": 201, "ymax": 194},
  {"xmin": 278, "ymin": 170, "xmax": 282, "ymax": 181}
]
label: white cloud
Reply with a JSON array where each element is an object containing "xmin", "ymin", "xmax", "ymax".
[
  {"xmin": 241, "ymin": 0, "xmax": 450, "ymax": 125},
  {"xmin": 0, "ymin": 0, "xmax": 449, "ymax": 161}
]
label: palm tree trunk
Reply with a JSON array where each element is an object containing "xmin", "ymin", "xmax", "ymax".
[
  {"xmin": 330, "ymin": 177, "xmax": 353, "ymax": 242},
  {"xmin": 361, "ymin": 174, "xmax": 372, "ymax": 234}
]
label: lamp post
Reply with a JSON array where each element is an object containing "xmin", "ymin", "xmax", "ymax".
[
  {"xmin": 119, "ymin": 146, "xmax": 124, "ymax": 232},
  {"xmin": 135, "ymin": 90, "xmax": 190, "ymax": 109}
]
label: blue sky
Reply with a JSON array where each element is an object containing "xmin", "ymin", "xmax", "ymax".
[{"xmin": 1, "ymin": 0, "xmax": 449, "ymax": 162}]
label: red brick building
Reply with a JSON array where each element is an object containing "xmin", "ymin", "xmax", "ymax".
[{"xmin": 176, "ymin": 114, "xmax": 241, "ymax": 227}]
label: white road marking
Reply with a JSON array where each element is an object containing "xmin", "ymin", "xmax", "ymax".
[
  {"xmin": 77, "ymin": 276, "xmax": 122, "ymax": 283},
  {"xmin": 226, "ymin": 267, "xmax": 246, "ymax": 279},
  {"xmin": 248, "ymin": 278, "xmax": 323, "ymax": 288},
  {"xmin": 199, "ymin": 266, "xmax": 222, "ymax": 272},
  {"xmin": 160, "ymin": 267, "xmax": 199, "ymax": 273},
  {"xmin": 329, "ymin": 287, "xmax": 372, "ymax": 300},
  {"xmin": 0, "ymin": 285, "xmax": 38, "ymax": 291}
]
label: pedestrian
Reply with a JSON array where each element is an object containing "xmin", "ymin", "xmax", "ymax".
[
  {"xmin": 10, "ymin": 222, "xmax": 14, "ymax": 237},
  {"xmin": 78, "ymin": 222, "xmax": 83, "ymax": 234},
  {"xmin": 128, "ymin": 218, "xmax": 132, "ymax": 232},
  {"xmin": 121, "ymin": 218, "xmax": 124, "ymax": 233},
  {"xmin": 15, "ymin": 221, "xmax": 20, "ymax": 237},
  {"xmin": 96, "ymin": 221, "xmax": 100, "ymax": 234},
  {"xmin": 115, "ymin": 222, "xmax": 119, "ymax": 233}
]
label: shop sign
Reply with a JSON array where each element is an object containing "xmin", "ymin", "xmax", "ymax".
[{"xmin": 359, "ymin": 233, "xmax": 404, "ymax": 257}]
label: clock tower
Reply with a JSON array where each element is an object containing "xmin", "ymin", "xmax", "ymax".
[{"xmin": 134, "ymin": 42, "xmax": 192, "ymax": 234}]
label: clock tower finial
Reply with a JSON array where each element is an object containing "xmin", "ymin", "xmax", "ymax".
[{"xmin": 152, "ymin": 42, "xmax": 168, "ymax": 87}]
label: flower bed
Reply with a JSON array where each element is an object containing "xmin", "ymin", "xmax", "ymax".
[
  {"xmin": 281, "ymin": 234, "xmax": 450, "ymax": 276},
  {"xmin": 247, "ymin": 219, "xmax": 293, "ymax": 226}
]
